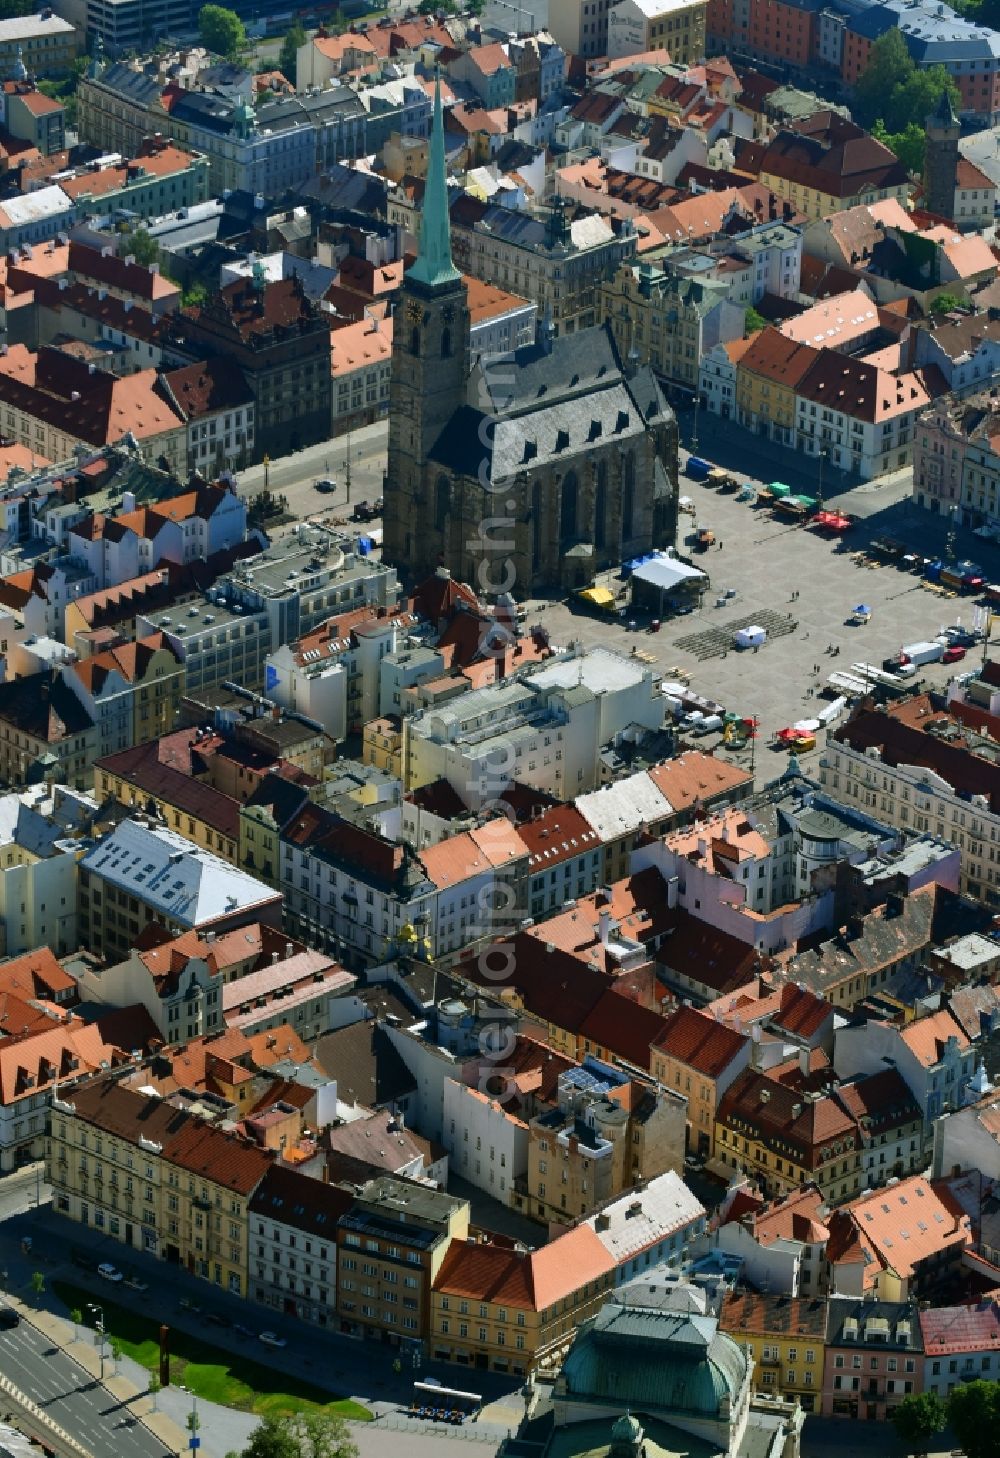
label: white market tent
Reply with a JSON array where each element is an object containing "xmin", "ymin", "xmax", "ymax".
[
  {"xmin": 630, "ymin": 554, "xmax": 707, "ymax": 592},
  {"xmin": 734, "ymin": 624, "xmax": 767, "ymax": 649}
]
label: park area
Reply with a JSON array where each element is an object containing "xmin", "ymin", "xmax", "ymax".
[{"xmin": 52, "ymin": 1280, "xmax": 372, "ymax": 1420}]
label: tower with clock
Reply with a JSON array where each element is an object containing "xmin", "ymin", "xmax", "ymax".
[{"xmin": 385, "ymin": 78, "xmax": 471, "ymax": 574}]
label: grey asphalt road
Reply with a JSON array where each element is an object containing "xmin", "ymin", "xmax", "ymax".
[
  {"xmin": 236, "ymin": 424, "xmax": 388, "ymax": 529},
  {"xmin": 0, "ymin": 1316, "xmax": 168, "ymax": 1458}
]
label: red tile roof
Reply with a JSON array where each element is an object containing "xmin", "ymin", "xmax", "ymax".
[{"xmin": 652, "ymin": 1005, "xmax": 749, "ymax": 1077}]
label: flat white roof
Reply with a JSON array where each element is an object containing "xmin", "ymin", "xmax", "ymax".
[
  {"xmin": 586, "ymin": 1170, "xmax": 706, "ymax": 1263},
  {"xmin": 0, "ymin": 185, "xmax": 72, "ymax": 228},
  {"xmin": 82, "ymin": 819, "xmax": 280, "ymax": 928},
  {"xmin": 0, "ymin": 13, "xmax": 74, "ymax": 39},
  {"xmin": 576, "ymin": 770, "xmax": 672, "ymax": 841},
  {"xmin": 529, "ymin": 645, "xmax": 648, "ymax": 696}
]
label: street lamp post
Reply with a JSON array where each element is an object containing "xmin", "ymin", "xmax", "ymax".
[
  {"xmin": 691, "ymin": 390, "xmax": 700, "ymax": 457},
  {"xmin": 817, "ymin": 446, "xmax": 827, "ymax": 509},
  {"xmin": 87, "ymin": 1304, "xmax": 105, "ymax": 1381},
  {"xmin": 182, "ymin": 1387, "xmax": 200, "ymax": 1457}
]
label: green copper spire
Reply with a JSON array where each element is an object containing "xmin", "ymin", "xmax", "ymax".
[{"xmin": 409, "ymin": 77, "xmax": 460, "ymax": 290}]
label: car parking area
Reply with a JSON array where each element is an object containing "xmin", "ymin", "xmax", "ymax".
[{"xmin": 530, "ymin": 467, "xmax": 992, "ymax": 783}]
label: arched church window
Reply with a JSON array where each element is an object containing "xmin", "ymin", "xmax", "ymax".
[
  {"xmin": 441, "ymin": 327, "xmax": 452, "ymax": 358},
  {"xmin": 560, "ymin": 471, "xmax": 578, "ymax": 546},
  {"xmin": 622, "ymin": 452, "xmax": 635, "ymax": 539},
  {"xmin": 595, "ymin": 460, "xmax": 608, "ymax": 551},
  {"xmin": 435, "ymin": 476, "xmax": 451, "ymax": 531}
]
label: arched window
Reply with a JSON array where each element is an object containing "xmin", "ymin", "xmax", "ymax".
[
  {"xmin": 594, "ymin": 460, "xmax": 608, "ymax": 551},
  {"xmin": 441, "ymin": 327, "xmax": 452, "ymax": 359},
  {"xmin": 559, "ymin": 470, "xmax": 578, "ymax": 546},
  {"xmin": 622, "ymin": 452, "xmax": 635, "ymax": 540},
  {"xmin": 531, "ymin": 481, "xmax": 542, "ymax": 568},
  {"xmin": 410, "ymin": 327, "xmax": 419, "ymax": 356},
  {"xmin": 435, "ymin": 475, "xmax": 451, "ymax": 531}
]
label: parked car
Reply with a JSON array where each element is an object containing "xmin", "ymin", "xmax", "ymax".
[
  {"xmin": 97, "ymin": 1263, "xmax": 123, "ymax": 1283},
  {"xmin": 258, "ymin": 1331, "xmax": 287, "ymax": 1348},
  {"xmin": 204, "ymin": 1311, "xmax": 231, "ymax": 1328},
  {"xmin": 351, "ymin": 500, "xmax": 379, "ymax": 522},
  {"xmin": 0, "ymin": 1306, "xmax": 19, "ymax": 1329},
  {"xmin": 314, "ymin": 478, "xmax": 336, "ymax": 494},
  {"xmin": 943, "ymin": 644, "xmax": 967, "ymax": 663},
  {"xmin": 124, "ymin": 1276, "xmax": 149, "ymax": 1293},
  {"xmin": 233, "ymin": 1322, "xmax": 254, "ymax": 1338}
]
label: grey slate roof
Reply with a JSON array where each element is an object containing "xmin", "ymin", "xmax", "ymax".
[{"xmin": 431, "ymin": 323, "xmax": 671, "ymax": 484}]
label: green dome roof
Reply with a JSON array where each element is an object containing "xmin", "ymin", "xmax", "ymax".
[{"xmin": 562, "ymin": 1308, "xmax": 748, "ymax": 1420}]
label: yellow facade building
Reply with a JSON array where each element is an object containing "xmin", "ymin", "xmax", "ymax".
[{"xmin": 720, "ymin": 1291, "xmax": 827, "ymax": 1413}]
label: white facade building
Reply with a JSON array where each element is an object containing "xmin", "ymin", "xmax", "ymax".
[{"xmin": 441, "ymin": 1077, "xmax": 529, "ymax": 1203}]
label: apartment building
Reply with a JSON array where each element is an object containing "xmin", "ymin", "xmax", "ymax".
[
  {"xmin": 141, "ymin": 527, "xmax": 399, "ymax": 699},
  {"xmin": 161, "ymin": 360, "xmax": 256, "ymax": 476},
  {"xmin": 0, "ymin": 978, "xmax": 141, "ymax": 1173},
  {"xmin": 0, "ymin": 783, "xmax": 97, "ymax": 958},
  {"xmin": 78, "ymin": 819, "xmax": 282, "ymax": 963},
  {"xmin": 335, "ymin": 1176, "xmax": 469, "ymax": 1343},
  {"xmin": 444, "ymin": 196, "xmax": 638, "ymax": 337},
  {"xmin": 0, "ymin": 346, "xmax": 185, "ymax": 470},
  {"xmin": 519, "ymin": 804, "xmax": 603, "ymax": 920},
  {"xmin": 583, "ymin": 1170, "xmax": 706, "ymax": 1284},
  {"xmin": 0, "ymin": 13, "xmax": 76, "ymax": 76},
  {"xmin": 67, "ymin": 633, "xmax": 184, "ymax": 761},
  {"xmin": 162, "ymin": 1117, "xmax": 273, "ymax": 1295},
  {"xmin": 603, "ymin": 264, "xmax": 744, "ymax": 393},
  {"xmin": 0, "ymin": 670, "xmax": 96, "ymax": 791},
  {"xmin": 824, "ymin": 1299, "xmax": 922, "ymax": 1420},
  {"xmin": 607, "ymin": 0, "xmax": 708, "ymax": 61},
  {"xmin": 825, "ymin": 1176, "xmax": 972, "ymax": 1299},
  {"xmin": 1, "ymin": 82, "xmax": 66, "ymax": 155},
  {"xmin": 820, "ymin": 697, "xmax": 1000, "ymax": 903},
  {"xmin": 720, "ymin": 1292, "xmax": 827, "ymax": 1412},
  {"xmin": 833, "ymin": 1009, "xmax": 976, "ymax": 1137},
  {"xmin": 650, "ymin": 1007, "xmax": 751, "ymax": 1158},
  {"xmin": 330, "ymin": 317, "xmax": 392, "ymax": 436},
  {"xmin": 249, "ymin": 1163, "xmax": 353, "ymax": 1328},
  {"xmin": 756, "ymin": 113, "xmax": 911, "ymax": 219},
  {"xmin": 441, "ymin": 1079, "xmax": 529, "ymax": 1204},
  {"xmin": 405, "ymin": 647, "xmax": 664, "ymax": 810},
  {"xmin": 47, "ymin": 1078, "xmax": 186, "ymax": 1256},
  {"xmin": 716, "ymin": 1068, "xmax": 865, "ymax": 1204},
  {"xmin": 711, "ymin": 1185, "xmax": 831, "ymax": 1298},
  {"xmin": 920, "ymin": 1301, "xmax": 1000, "ymax": 1398},
  {"xmin": 429, "ymin": 1223, "xmax": 616, "ymax": 1375},
  {"xmin": 58, "ymin": 138, "xmax": 210, "ymax": 222},
  {"xmin": 519, "ymin": 1058, "xmax": 685, "ymax": 1226}
]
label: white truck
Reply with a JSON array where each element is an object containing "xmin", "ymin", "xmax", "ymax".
[{"xmin": 900, "ymin": 640, "xmax": 945, "ymax": 668}]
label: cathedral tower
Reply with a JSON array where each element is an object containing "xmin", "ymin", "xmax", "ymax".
[{"xmin": 385, "ymin": 78, "xmax": 470, "ymax": 577}]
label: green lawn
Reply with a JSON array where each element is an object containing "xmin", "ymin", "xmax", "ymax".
[{"xmin": 52, "ymin": 1281, "xmax": 371, "ymax": 1421}]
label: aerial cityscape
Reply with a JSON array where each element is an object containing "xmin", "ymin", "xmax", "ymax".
[{"xmin": 3, "ymin": 0, "xmax": 1000, "ymax": 1454}]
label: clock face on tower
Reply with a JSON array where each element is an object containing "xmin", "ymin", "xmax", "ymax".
[{"xmin": 406, "ymin": 300, "xmax": 423, "ymax": 324}]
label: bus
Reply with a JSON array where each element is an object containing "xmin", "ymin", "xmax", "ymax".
[{"xmin": 411, "ymin": 1381, "xmax": 483, "ymax": 1422}]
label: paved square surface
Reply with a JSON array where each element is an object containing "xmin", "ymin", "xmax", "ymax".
[{"xmin": 525, "ymin": 435, "xmax": 999, "ymax": 786}]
